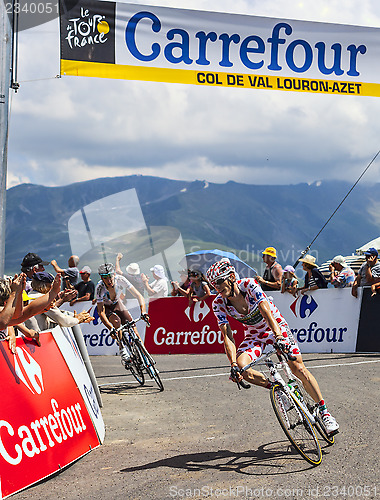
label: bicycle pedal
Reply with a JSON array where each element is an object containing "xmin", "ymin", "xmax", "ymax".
[{"xmin": 328, "ymin": 429, "xmax": 340, "ymax": 437}]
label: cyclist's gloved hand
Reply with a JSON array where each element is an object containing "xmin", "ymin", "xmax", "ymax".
[
  {"xmin": 229, "ymin": 364, "xmax": 241, "ymax": 383},
  {"xmin": 141, "ymin": 313, "xmax": 150, "ymax": 326},
  {"xmin": 276, "ymin": 337, "xmax": 291, "ymax": 353}
]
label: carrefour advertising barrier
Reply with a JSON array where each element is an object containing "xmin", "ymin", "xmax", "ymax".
[
  {"xmin": 60, "ymin": 1, "xmax": 380, "ymax": 97},
  {"xmin": 69, "ymin": 287, "xmax": 364, "ymax": 355},
  {"xmin": 145, "ymin": 288, "xmax": 361, "ymax": 354},
  {"xmin": 0, "ymin": 329, "xmax": 103, "ymax": 499}
]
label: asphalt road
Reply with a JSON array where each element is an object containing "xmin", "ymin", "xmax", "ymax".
[{"xmin": 13, "ymin": 352, "xmax": 380, "ymax": 500}]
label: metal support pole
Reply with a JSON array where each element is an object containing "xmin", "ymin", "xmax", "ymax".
[{"xmin": 0, "ymin": 3, "xmax": 12, "ymax": 277}]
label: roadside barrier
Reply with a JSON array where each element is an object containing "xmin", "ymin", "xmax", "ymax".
[
  {"xmin": 0, "ymin": 326, "xmax": 104, "ymax": 499},
  {"xmin": 62, "ymin": 286, "xmax": 380, "ymax": 354}
]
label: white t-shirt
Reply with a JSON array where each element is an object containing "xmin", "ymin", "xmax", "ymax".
[{"xmin": 149, "ymin": 278, "xmax": 168, "ymax": 298}]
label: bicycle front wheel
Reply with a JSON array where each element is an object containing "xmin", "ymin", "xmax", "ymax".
[
  {"xmin": 135, "ymin": 341, "xmax": 164, "ymax": 391},
  {"xmin": 270, "ymin": 385, "xmax": 322, "ymax": 466},
  {"xmin": 121, "ymin": 333, "xmax": 145, "ymax": 385}
]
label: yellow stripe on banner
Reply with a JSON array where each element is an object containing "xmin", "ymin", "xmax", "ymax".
[{"xmin": 60, "ymin": 60, "xmax": 380, "ymax": 97}]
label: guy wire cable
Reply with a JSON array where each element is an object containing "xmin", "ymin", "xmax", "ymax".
[{"xmin": 293, "ymin": 148, "xmax": 380, "ymax": 269}]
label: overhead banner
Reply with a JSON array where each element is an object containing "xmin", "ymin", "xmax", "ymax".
[{"xmin": 60, "ymin": 1, "xmax": 380, "ymax": 97}]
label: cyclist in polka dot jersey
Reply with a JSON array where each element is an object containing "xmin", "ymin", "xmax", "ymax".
[{"xmin": 207, "ymin": 260, "xmax": 339, "ymax": 436}]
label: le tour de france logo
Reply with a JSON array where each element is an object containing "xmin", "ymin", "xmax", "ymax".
[
  {"xmin": 290, "ymin": 294, "xmax": 318, "ymax": 318},
  {"xmin": 13, "ymin": 346, "xmax": 44, "ymax": 395},
  {"xmin": 65, "ymin": 6, "xmax": 110, "ymax": 49},
  {"xmin": 61, "ymin": 0, "xmax": 116, "ymax": 64}
]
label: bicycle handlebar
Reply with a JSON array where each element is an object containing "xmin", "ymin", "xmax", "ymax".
[
  {"xmin": 115, "ymin": 315, "xmax": 150, "ymax": 333},
  {"xmin": 237, "ymin": 379, "xmax": 251, "ymax": 390}
]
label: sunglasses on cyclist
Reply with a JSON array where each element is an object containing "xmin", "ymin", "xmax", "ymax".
[
  {"xmin": 213, "ymin": 278, "xmax": 227, "ymax": 287},
  {"xmin": 99, "ymin": 273, "xmax": 113, "ymax": 277}
]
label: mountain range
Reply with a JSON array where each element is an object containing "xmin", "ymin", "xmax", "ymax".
[{"xmin": 5, "ymin": 175, "xmax": 380, "ymax": 275}]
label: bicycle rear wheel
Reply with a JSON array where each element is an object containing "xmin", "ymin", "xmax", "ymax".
[
  {"xmin": 270, "ymin": 385, "xmax": 322, "ymax": 466},
  {"xmin": 135, "ymin": 341, "xmax": 164, "ymax": 391}
]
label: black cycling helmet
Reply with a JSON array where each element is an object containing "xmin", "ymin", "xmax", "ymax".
[{"xmin": 98, "ymin": 263, "xmax": 115, "ymax": 276}]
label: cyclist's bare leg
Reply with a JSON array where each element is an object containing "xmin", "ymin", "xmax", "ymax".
[
  {"xmin": 287, "ymin": 354, "xmax": 322, "ymax": 403},
  {"xmin": 114, "ymin": 304, "xmax": 145, "ymax": 346},
  {"xmin": 108, "ymin": 312, "xmax": 123, "ymax": 347},
  {"xmin": 236, "ymin": 352, "xmax": 270, "ymax": 387},
  {"xmin": 133, "ymin": 326, "xmax": 145, "ymax": 344}
]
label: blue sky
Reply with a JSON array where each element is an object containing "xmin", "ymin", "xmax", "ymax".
[{"xmin": 7, "ymin": 0, "xmax": 380, "ymax": 187}]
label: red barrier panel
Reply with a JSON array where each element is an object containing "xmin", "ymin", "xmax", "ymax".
[
  {"xmin": 0, "ymin": 333, "xmax": 100, "ymax": 499},
  {"xmin": 144, "ymin": 296, "xmax": 245, "ymax": 354}
]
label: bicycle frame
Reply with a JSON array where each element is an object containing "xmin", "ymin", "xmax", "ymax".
[
  {"xmin": 118, "ymin": 317, "xmax": 145, "ymax": 348},
  {"xmin": 122, "ymin": 323, "xmax": 139, "ymax": 348},
  {"xmin": 240, "ymin": 348, "xmax": 317, "ymax": 426},
  {"xmin": 118, "ymin": 318, "xmax": 164, "ymax": 391}
]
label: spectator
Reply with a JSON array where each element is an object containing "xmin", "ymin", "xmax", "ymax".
[
  {"xmin": 0, "ymin": 274, "xmax": 24, "ymax": 331},
  {"xmin": 280, "ymin": 265, "xmax": 298, "ymax": 296},
  {"xmin": 187, "ymin": 269, "xmax": 211, "ymax": 305},
  {"xmin": 371, "ymin": 281, "xmax": 380, "ymax": 297},
  {"xmin": 50, "ymin": 255, "xmax": 80, "ymax": 287},
  {"xmin": 25, "ymin": 272, "xmax": 93, "ymax": 331},
  {"xmin": 0, "ymin": 278, "xmax": 19, "ymax": 353},
  {"xmin": 115, "ymin": 253, "xmax": 145, "ymax": 298},
  {"xmin": 329, "ymin": 255, "xmax": 355, "ymax": 288},
  {"xmin": 0, "ymin": 324, "xmax": 17, "ymax": 353},
  {"xmin": 20, "ymin": 252, "xmax": 50, "ymax": 293},
  {"xmin": 298, "ymin": 254, "xmax": 328, "ymax": 294},
  {"xmin": 10, "ymin": 273, "xmax": 62, "ymax": 326},
  {"xmin": 141, "ymin": 265, "xmax": 168, "ymax": 298},
  {"xmin": 256, "ymin": 247, "xmax": 283, "ymax": 291},
  {"xmin": 70, "ymin": 266, "xmax": 95, "ymax": 306},
  {"xmin": 352, "ymin": 247, "xmax": 380, "ymax": 298},
  {"xmin": 0, "ymin": 275, "xmax": 41, "ymax": 349},
  {"xmin": 171, "ymin": 269, "xmax": 190, "ymax": 296}
]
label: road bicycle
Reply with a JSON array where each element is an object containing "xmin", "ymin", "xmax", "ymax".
[
  {"xmin": 235, "ymin": 345, "xmax": 335, "ymax": 466},
  {"xmin": 117, "ymin": 318, "xmax": 164, "ymax": 391}
]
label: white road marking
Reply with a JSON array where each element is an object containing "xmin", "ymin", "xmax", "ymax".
[
  {"xmin": 304, "ymin": 358, "xmax": 380, "ymax": 370},
  {"xmin": 162, "ymin": 358, "xmax": 380, "ymax": 382},
  {"xmin": 98, "ymin": 358, "xmax": 380, "ymax": 386}
]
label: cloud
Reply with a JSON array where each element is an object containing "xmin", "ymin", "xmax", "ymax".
[{"xmin": 7, "ymin": 0, "xmax": 380, "ymax": 187}]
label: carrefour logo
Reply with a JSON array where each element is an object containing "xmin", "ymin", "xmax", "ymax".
[
  {"xmin": 185, "ymin": 300, "xmax": 210, "ymax": 323},
  {"xmin": 14, "ymin": 347, "xmax": 44, "ymax": 395},
  {"xmin": 290, "ymin": 294, "xmax": 318, "ymax": 318}
]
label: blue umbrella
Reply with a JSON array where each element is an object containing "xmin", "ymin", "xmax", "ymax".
[{"xmin": 180, "ymin": 249, "xmax": 257, "ymax": 278}]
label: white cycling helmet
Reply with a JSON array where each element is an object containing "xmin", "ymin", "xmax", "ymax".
[
  {"xmin": 206, "ymin": 260, "xmax": 236, "ymax": 285},
  {"xmin": 98, "ymin": 263, "xmax": 115, "ymax": 276}
]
